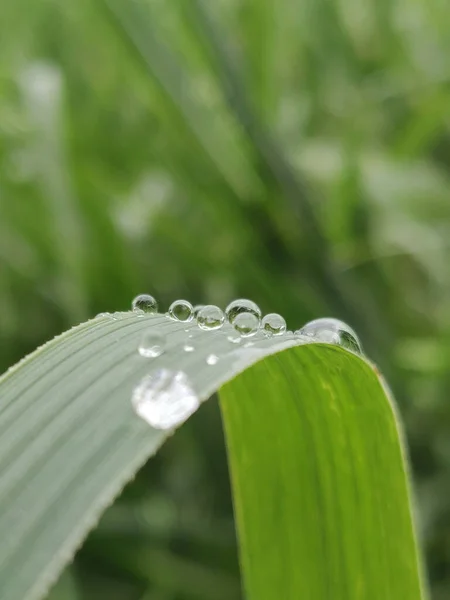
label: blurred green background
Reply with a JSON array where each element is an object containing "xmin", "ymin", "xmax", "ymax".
[{"xmin": 1, "ymin": 0, "xmax": 449, "ymax": 598}]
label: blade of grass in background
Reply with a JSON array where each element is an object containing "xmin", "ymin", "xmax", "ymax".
[
  {"xmin": 0, "ymin": 312, "xmax": 425, "ymax": 600},
  {"xmin": 100, "ymin": 0, "xmax": 394, "ymax": 357}
]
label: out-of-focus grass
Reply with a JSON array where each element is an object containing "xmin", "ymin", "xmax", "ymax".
[{"xmin": 1, "ymin": 0, "xmax": 450, "ymax": 598}]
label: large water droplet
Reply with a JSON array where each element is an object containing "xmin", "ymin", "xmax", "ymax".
[
  {"xmin": 197, "ymin": 305, "xmax": 225, "ymax": 330},
  {"xmin": 131, "ymin": 369, "xmax": 199, "ymax": 430},
  {"xmin": 193, "ymin": 304, "xmax": 205, "ymax": 317},
  {"xmin": 262, "ymin": 313, "xmax": 287, "ymax": 337},
  {"xmin": 168, "ymin": 299, "xmax": 194, "ymax": 322},
  {"xmin": 233, "ymin": 312, "xmax": 260, "ymax": 337},
  {"xmin": 206, "ymin": 354, "xmax": 219, "ymax": 365},
  {"xmin": 299, "ymin": 318, "xmax": 362, "ymax": 354},
  {"xmin": 225, "ymin": 299, "xmax": 261, "ymax": 324},
  {"xmin": 132, "ymin": 294, "xmax": 158, "ymax": 314},
  {"xmin": 139, "ymin": 331, "xmax": 165, "ymax": 358}
]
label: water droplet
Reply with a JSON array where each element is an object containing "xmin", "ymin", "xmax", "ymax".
[
  {"xmin": 112, "ymin": 312, "xmax": 123, "ymax": 320},
  {"xmin": 168, "ymin": 299, "xmax": 194, "ymax": 322},
  {"xmin": 197, "ymin": 305, "xmax": 225, "ymax": 330},
  {"xmin": 96, "ymin": 312, "xmax": 111, "ymax": 319},
  {"xmin": 244, "ymin": 341, "xmax": 254, "ymax": 348},
  {"xmin": 193, "ymin": 304, "xmax": 205, "ymax": 317},
  {"xmin": 183, "ymin": 343, "xmax": 195, "ymax": 352},
  {"xmin": 206, "ymin": 354, "xmax": 219, "ymax": 365},
  {"xmin": 225, "ymin": 299, "xmax": 262, "ymax": 324},
  {"xmin": 262, "ymin": 313, "xmax": 287, "ymax": 336},
  {"xmin": 299, "ymin": 318, "xmax": 362, "ymax": 353},
  {"xmin": 132, "ymin": 294, "xmax": 158, "ymax": 314},
  {"xmin": 227, "ymin": 335, "xmax": 241, "ymax": 344},
  {"xmin": 131, "ymin": 369, "xmax": 199, "ymax": 430},
  {"xmin": 233, "ymin": 312, "xmax": 260, "ymax": 337},
  {"xmin": 139, "ymin": 331, "xmax": 165, "ymax": 358}
]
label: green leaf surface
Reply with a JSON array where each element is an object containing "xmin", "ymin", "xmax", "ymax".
[{"xmin": 0, "ymin": 313, "xmax": 424, "ymax": 600}]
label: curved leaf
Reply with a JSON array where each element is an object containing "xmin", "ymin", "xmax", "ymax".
[{"xmin": 0, "ymin": 312, "xmax": 425, "ymax": 600}]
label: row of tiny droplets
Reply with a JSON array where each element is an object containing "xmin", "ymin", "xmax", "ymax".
[
  {"xmin": 131, "ymin": 294, "xmax": 362, "ymax": 360},
  {"xmin": 125, "ymin": 295, "xmax": 362, "ymax": 430},
  {"xmin": 132, "ymin": 295, "xmax": 287, "ymax": 360},
  {"xmin": 130, "ymin": 295, "xmax": 288, "ymax": 430}
]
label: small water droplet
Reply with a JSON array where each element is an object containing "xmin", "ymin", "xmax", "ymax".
[
  {"xmin": 262, "ymin": 313, "xmax": 287, "ymax": 336},
  {"xmin": 244, "ymin": 341, "xmax": 254, "ymax": 348},
  {"xmin": 183, "ymin": 343, "xmax": 195, "ymax": 352},
  {"xmin": 227, "ymin": 335, "xmax": 241, "ymax": 344},
  {"xmin": 132, "ymin": 294, "xmax": 158, "ymax": 314},
  {"xmin": 131, "ymin": 369, "xmax": 199, "ymax": 430},
  {"xmin": 299, "ymin": 318, "xmax": 362, "ymax": 353},
  {"xmin": 206, "ymin": 354, "xmax": 219, "ymax": 365},
  {"xmin": 96, "ymin": 312, "xmax": 111, "ymax": 319},
  {"xmin": 112, "ymin": 311, "xmax": 123, "ymax": 320},
  {"xmin": 197, "ymin": 305, "xmax": 225, "ymax": 330},
  {"xmin": 233, "ymin": 312, "xmax": 260, "ymax": 337},
  {"xmin": 139, "ymin": 331, "xmax": 165, "ymax": 358},
  {"xmin": 225, "ymin": 299, "xmax": 261, "ymax": 324},
  {"xmin": 168, "ymin": 299, "xmax": 194, "ymax": 322}
]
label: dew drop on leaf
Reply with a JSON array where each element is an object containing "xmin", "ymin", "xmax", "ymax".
[
  {"xmin": 299, "ymin": 318, "xmax": 362, "ymax": 354},
  {"xmin": 225, "ymin": 298, "xmax": 261, "ymax": 324},
  {"xmin": 197, "ymin": 305, "xmax": 225, "ymax": 330},
  {"xmin": 233, "ymin": 312, "xmax": 260, "ymax": 337},
  {"xmin": 132, "ymin": 294, "xmax": 158, "ymax": 314},
  {"xmin": 183, "ymin": 343, "xmax": 195, "ymax": 352},
  {"xmin": 168, "ymin": 299, "xmax": 194, "ymax": 322},
  {"xmin": 262, "ymin": 313, "xmax": 287, "ymax": 336},
  {"xmin": 138, "ymin": 331, "xmax": 165, "ymax": 358},
  {"xmin": 206, "ymin": 354, "xmax": 219, "ymax": 365},
  {"xmin": 193, "ymin": 304, "xmax": 205, "ymax": 317},
  {"xmin": 131, "ymin": 369, "xmax": 199, "ymax": 430}
]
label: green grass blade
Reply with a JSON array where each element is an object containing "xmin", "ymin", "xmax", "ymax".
[
  {"xmin": 100, "ymin": 0, "xmax": 254, "ymax": 200},
  {"xmin": 0, "ymin": 313, "xmax": 425, "ymax": 600},
  {"xmin": 220, "ymin": 344, "xmax": 426, "ymax": 600}
]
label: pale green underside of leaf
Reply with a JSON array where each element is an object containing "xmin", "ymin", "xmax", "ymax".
[{"xmin": 0, "ymin": 313, "xmax": 424, "ymax": 600}]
